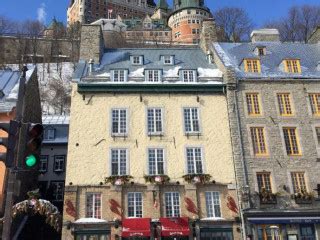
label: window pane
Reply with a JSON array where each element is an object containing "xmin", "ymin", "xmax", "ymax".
[{"xmin": 205, "ymin": 192, "xmax": 221, "ymax": 218}]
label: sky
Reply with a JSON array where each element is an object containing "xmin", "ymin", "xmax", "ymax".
[{"xmin": 0, "ymin": 0, "xmax": 320, "ymax": 27}]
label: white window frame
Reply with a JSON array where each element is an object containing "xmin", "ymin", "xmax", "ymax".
[
  {"xmin": 181, "ymin": 70, "xmax": 197, "ymax": 82},
  {"xmin": 127, "ymin": 192, "xmax": 143, "ymax": 218},
  {"xmin": 111, "ymin": 148, "xmax": 128, "ymax": 176},
  {"xmin": 53, "ymin": 155, "xmax": 65, "ymax": 172},
  {"xmin": 86, "ymin": 193, "xmax": 102, "ymax": 219},
  {"xmin": 145, "ymin": 70, "xmax": 161, "ymax": 82},
  {"xmin": 112, "ymin": 69, "xmax": 128, "ymax": 82},
  {"xmin": 165, "ymin": 192, "xmax": 180, "ymax": 217},
  {"xmin": 147, "ymin": 108, "xmax": 163, "ymax": 135},
  {"xmin": 50, "ymin": 181, "xmax": 64, "ymax": 201},
  {"xmin": 39, "ymin": 155, "xmax": 48, "ymax": 173},
  {"xmin": 131, "ymin": 55, "xmax": 143, "ymax": 65},
  {"xmin": 148, "ymin": 148, "xmax": 165, "ymax": 175},
  {"xmin": 186, "ymin": 147, "xmax": 203, "ymax": 174},
  {"xmin": 163, "ymin": 55, "xmax": 174, "ymax": 65},
  {"xmin": 44, "ymin": 128, "xmax": 55, "ymax": 140},
  {"xmin": 205, "ymin": 192, "xmax": 221, "ymax": 218},
  {"xmin": 183, "ymin": 107, "xmax": 200, "ymax": 134},
  {"xmin": 111, "ymin": 108, "xmax": 128, "ymax": 136}
]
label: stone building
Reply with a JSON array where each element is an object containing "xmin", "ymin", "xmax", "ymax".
[
  {"xmin": 211, "ymin": 29, "xmax": 320, "ymax": 240},
  {"xmin": 168, "ymin": 0, "xmax": 213, "ymax": 44},
  {"xmin": 67, "ymin": 0, "xmax": 156, "ymax": 25},
  {"xmin": 38, "ymin": 115, "xmax": 69, "ymax": 212},
  {"xmin": 62, "ymin": 24, "xmax": 240, "ymax": 240}
]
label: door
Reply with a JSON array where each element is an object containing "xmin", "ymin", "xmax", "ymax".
[{"xmin": 300, "ymin": 225, "xmax": 315, "ymax": 240}]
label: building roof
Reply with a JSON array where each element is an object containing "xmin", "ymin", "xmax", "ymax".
[
  {"xmin": 213, "ymin": 42, "xmax": 320, "ymax": 79},
  {"xmin": 42, "ymin": 115, "xmax": 70, "ymax": 125},
  {"xmin": 0, "ymin": 69, "xmax": 21, "ymax": 113}
]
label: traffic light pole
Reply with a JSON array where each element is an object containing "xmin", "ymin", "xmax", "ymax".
[{"xmin": 2, "ymin": 68, "xmax": 27, "ymax": 240}]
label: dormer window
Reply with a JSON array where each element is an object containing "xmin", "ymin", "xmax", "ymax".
[
  {"xmin": 112, "ymin": 69, "xmax": 128, "ymax": 82},
  {"xmin": 254, "ymin": 46, "xmax": 266, "ymax": 56},
  {"xmin": 131, "ymin": 55, "xmax": 143, "ymax": 65},
  {"xmin": 244, "ymin": 59, "xmax": 261, "ymax": 73},
  {"xmin": 145, "ymin": 70, "xmax": 162, "ymax": 82},
  {"xmin": 284, "ymin": 59, "xmax": 301, "ymax": 73},
  {"xmin": 163, "ymin": 55, "xmax": 174, "ymax": 65},
  {"xmin": 180, "ymin": 70, "xmax": 197, "ymax": 82},
  {"xmin": 44, "ymin": 128, "xmax": 55, "ymax": 141}
]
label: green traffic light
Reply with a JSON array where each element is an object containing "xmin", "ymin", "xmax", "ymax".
[{"xmin": 26, "ymin": 155, "xmax": 37, "ymax": 167}]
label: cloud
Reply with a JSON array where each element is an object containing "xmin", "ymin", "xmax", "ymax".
[{"xmin": 37, "ymin": 3, "xmax": 47, "ymax": 23}]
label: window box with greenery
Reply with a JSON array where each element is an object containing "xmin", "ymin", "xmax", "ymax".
[
  {"xmin": 105, "ymin": 175, "xmax": 133, "ymax": 186},
  {"xmin": 144, "ymin": 175, "xmax": 170, "ymax": 184},
  {"xmin": 182, "ymin": 174, "xmax": 212, "ymax": 184},
  {"xmin": 292, "ymin": 190, "xmax": 314, "ymax": 204},
  {"xmin": 258, "ymin": 188, "xmax": 278, "ymax": 204}
]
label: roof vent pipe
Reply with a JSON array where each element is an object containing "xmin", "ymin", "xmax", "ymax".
[
  {"xmin": 88, "ymin": 59, "xmax": 94, "ymax": 75},
  {"xmin": 207, "ymin": 51, "xmax": 213, "ymax": 64}
]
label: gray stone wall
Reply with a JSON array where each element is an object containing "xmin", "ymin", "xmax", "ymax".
[
  {"xmin": 236, "ymin": 80, "xmax": 320, "ymax": 209},
  {"xmin": 79, "ymin": 25, "xmax": 104, "ymax": 64},
  {"xmin": 200, "ymin": 19, "xmax": 218, "ymax": 53}
]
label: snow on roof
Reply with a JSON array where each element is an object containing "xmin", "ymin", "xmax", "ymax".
[
  {"xmin": 75, "ymin": 218, "xmax": 107, "ymax": 224},
  {"xmin": 129, "ymin": 68, "xmax": 144, "ymax": 77},
  {"xmin": 250, "ymin": 29, "xmax": 280, "ymax": 37},
  {"xmin": 198, "ymin": 68, "xmax": 223, "ymax": 78},
  {"xmin": 163, "ymin": 66, "xmax": 181, "ymax": 77},
  {"xmin": 42, "ymin": 115, "xmax": 70, "ymax": 125}
]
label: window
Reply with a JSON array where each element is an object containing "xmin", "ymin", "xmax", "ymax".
[
  {"xmin": 128, "ymin": 192, "xmax": 142, "ymax": 217},
  {"xmin": 145, "ymin": 70, "xmax": 161, "ymax": 82},
  {"xmin": 246, "ymin": 93, "xmax": 261, "ymax": 116},
  {"xmin": 163, "ymin": 55, "xmax": 173, "ymax": 65},
  {"xmin": 111, "ymin": 109, "xmax": 127, "ymax": 136},
  {"xmin": 131, "ymin": 56, "xmax": 143, "ymax": 65},
  {"xmin": 148, "ymin": 148, "xmax": 164, "ymax": 175},
  {"xmin": 44, "ymin": 128, "xmax": 55, "ymax": 140},
  {"xmin": 181, "ymin": 70, "xmax": 196, "ymax": 82},
  {"xmin": 50, "ymin": 181, "xmax": 64, "ymax": 201},
  {"xmin": 283, "ymin": 127, "xmax": 301, "ymax": 156},
  {"xmin": 86, "ymin": 193, "xmax": 102, "ymax": 218},
  {"xmin": 165, "ymin": 192, "xmax": 180, "ymax": 217},
  {"xmin": 186, "ymin": 147, "xmax": 203, "ymax": 174},
  {"xmin": 39, "ymin": 155, "xmax": 48, "ymax": 173},
  {"xmin": 316, "ymin": 127, "xmax": 320, "ymax": 147},
  {"xmin": 250, "ymin": 127, "xmax": 268, "ymax": 156},
  {"xmin": 309, "ymin": 93, "xmax": 320, "ymax": 116},
  {"xmin": 112, "ymin": 70, "xmax": 127, "ymax": 82},
  {"xmin": 184, "ymin": 108, "xmax": 200, "ymax": 134},
  {"xmin": 291, "ymin": 172, "xmax": 307, "ymax": 193},
  {"xmin": 244, "ymin": 59, "xmax": 261, "ymax": 73},
  {"xmin": 277, "ymin": 93, "xmax": 293, "ymax": 116},
  {"xmin": 147, "ymin": 108, "xmax": 163, "ymax": 135},
  {"xmin": 258, "ymin": 47, "xmax": 265, "ymax": 56},
  {"xmin": 205, "ymin": 192, "xmax": 221, "ymax": 218},
  {"xmin": 256, "ymin": 172, "xmax": 272, "ymax": 192},
  {"xmin": 53, "ymin": 155, "xmax": 65, "ymax": 172},
  {"xmin": 284, "ymin": 59, "xmax": 301, "ymax": 73},
  {"xmin": 192, "ymin": 29, "xmax": 196, "ymax": 34},
  {"xmin": 111, "ymin": 149, "xmax": 127, "ymax": 176}
]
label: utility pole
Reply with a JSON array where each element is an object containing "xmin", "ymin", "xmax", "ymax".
[{"xmin": 1, "ymin": 67, "xmax": 27, "ymax": 240}]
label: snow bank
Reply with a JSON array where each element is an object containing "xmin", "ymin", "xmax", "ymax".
[{"xmin": 198, "ymin": 68, "xmax": 223, "ymax": 78}]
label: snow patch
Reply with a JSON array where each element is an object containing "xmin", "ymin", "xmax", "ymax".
[
  {"xmin": 100, "ymin": 52, "xmax": 127, "ymax": 66},
  {"xmin": 75, "ymin": 218, "xmax": 107, "ymax": 224},
  {"xmin": 198, "ymin": 68, "xmax": 223, "ymax": 78},
  {"xmin": 213, "ymin": 43, "xmax": 233, "ymax": 67},
  {"xmin": 163, "ymin": 66, "xmax": 181, "ymax": 77},
  {"xmin": 129, "ymin": 68, "xmax": 144, "ymax": 77},
  {"xmin": 96, "ymin": 72, "xmax": 111, "ymax": 77},
  {"xmin": 6, "ymin": 82, "xmax": 19, "ymax": 100}
]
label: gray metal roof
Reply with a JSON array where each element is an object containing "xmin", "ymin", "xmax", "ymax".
[
  {"xmin": 0, "ymin": 69, "xmax": 20, "ymax": 113},
  {"xmin": 42, "ymin": 115, "xmax": 70, "ymax": 125},
  {"xmin": 42, "ymin": 115, "xmax": 69, "ymax": 145},
  {"xmin": 213, "ymin": 42, "xmax": 320, "ymax": 79}
]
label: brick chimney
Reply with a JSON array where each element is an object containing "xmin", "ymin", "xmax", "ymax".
[
  {"xmin": 308, "ymin": 26, "xmax": 320, "ymax": 44},
  {"xmin": 79, "ymin": 24, "xmax": 104, "ymax": 64},
  {"xmin": 200, "ymin": 18, "xmax": 218, "ymax": 53},
  {"xmin": 250, "ymin": 29, "xmax": 280, "ymax": 43}
]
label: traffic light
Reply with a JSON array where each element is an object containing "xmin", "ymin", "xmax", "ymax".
[
  {"xmin": 24, "ymin": 123, "xmax": 43, "ymax": 169},
  {"xmin": 0, "ymin": 120, "xmax": 19, "ymax": 168}
]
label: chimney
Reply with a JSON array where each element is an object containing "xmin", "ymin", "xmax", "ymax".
[
  {"xmin": 308, "ymin": 26, "xmax": 320, "ymax": 44},
  {"xmin": 250, "ymin": 29, "xmax": 280, "ymax": 43},
  {"xmin": 200, "ymin": 18, "xmax": 218, "ymax": 53},
  {"xmin": 88, "ymin": 59, "xmax": 94, "ymax": 75}
]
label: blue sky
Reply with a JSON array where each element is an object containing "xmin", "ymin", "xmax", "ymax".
[{"xmin": 1, "ymin": 0, "xmax": 320, "ymax": 27}]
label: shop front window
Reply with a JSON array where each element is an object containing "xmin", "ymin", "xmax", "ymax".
[
  {"xmin": 200, "ymin": 228, "xmax": 233, "ymax": 240},
  {"xmin": 300, "ymin": 225, "xmax": 315, "ymax": 240},
  {"xmin": 75, "ymin": 234, "xmax": 110, "ymax": 240},
  {"xmin": 257, "ymin": 225, "xmax": 283, "ymax": 240}
]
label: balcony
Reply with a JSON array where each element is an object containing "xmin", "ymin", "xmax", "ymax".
[
  {"xmin": 292, "ymin": 191, "xmax": 314, "ymax": 204},
  {"xmin": 259, "ymin": 192, "xmax": 277, "ymax": 204}
]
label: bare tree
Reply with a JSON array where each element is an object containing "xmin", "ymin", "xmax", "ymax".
[
  {"xmin": 263, "ymin": 5, "xmax": 320, "ymax": 42},
  {"xmin": 213, "ymin": 7, "xmax": 253, "ymax": 42},
  {"xmin": 0, "ymin": 15, "xmax": 16, "ymax": 35}
]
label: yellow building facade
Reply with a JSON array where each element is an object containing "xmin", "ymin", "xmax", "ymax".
[{"xmin": 63, "ymin": 48, "xmax": 241, "ymax": 240}]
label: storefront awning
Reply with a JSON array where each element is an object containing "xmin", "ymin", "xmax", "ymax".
[
  {"xmin": 122, "ymin": 218, "xmax": 151, "ymax": 237},
  {"xmin": 160, "ymin": 217, "xmax": 190, "ymax": 237},
  {"xmin": 247, "ymin": 217, "xmax": 320, "ymax": 224}
]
